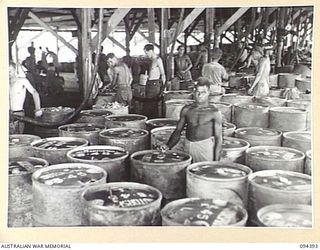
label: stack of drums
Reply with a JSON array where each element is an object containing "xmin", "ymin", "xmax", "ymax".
[
  {"xmin": 105, "ymin": 114, "xmax": 147, "ymax": 129},
  {"xmin": 235, "ymin": 127, "xmax": 282, "ymax": 147},
  {"xmin": 245, "ymin": 146, "xmax": 305, "ymax": 173},
  {"xmin": 165, "ymin": 99, "xmax": 194, "ymax": 120},
  {"xmin": 186, "ymin": 161, "xmax": 252, "ymax": 206},
  {"xmin": 81, "ymin": 182, "xmax": 162, "ymax": 226},
  {"xmin": 99, "ymin": 128, "xmax": 149, "ymax": 154},
  {"xmin": 58, "ymin": 123, "xmax": 104, "ymax": 145},
  {"xmin": 287, "ymin": 100, "xmax": 311, "ymax": 131},
  {"xmin": 31, "ymin": 137, "xmax": 88, "ymax": 164},
  {"xmin": 233, "ymin": 103, "xmax": 269, "ymax": 128},
  {"xmin": 35, "ymin": 107, "xmax": 74, "ymax": 138},
  {"xmin": 32, "ymin": 163, "xmax": 107, "ymax": 226},
  {"xmin": 220, "ymin": 137, "xmax": 250, "ymax": 164},
  {"xmin": 9, "ymin": 134, "xmax": 41, "ymax": 158},
  {"xmin": 248, "ymin": 170, "xmax": 311, "ymax": 225},
  {"xmin": 150, "ymin": 126, "xmax": 186, "ymax": 151},
  {"xmin": 77, "ymin": 109, "xmax": 113, "ymax": 126},
  {"xmin": 67, "ymin": 145, "xmax": 129, "ymax": 182},
  {"xmin": 269, "ymin": 107, "xmax": 308, "ymax": 132},
  {"xmin": 161, "ymin": 198, "xmax": 248, "ymax": 226},
  {"xmin": 130, "ymin": 150, "xmax": 192, "ymax": 203},
  {"xmin": 8, "ymin": 157, "xmax": 48, "ymax": 227}
]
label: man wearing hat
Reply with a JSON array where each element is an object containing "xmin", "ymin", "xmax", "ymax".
[
  {"xmin": 201, "ymin": 48, "xmax": 229, "ymax": 94},
  {"xmin": 248, "ymin": 46, "xmax": 271, "ymax": 97}
]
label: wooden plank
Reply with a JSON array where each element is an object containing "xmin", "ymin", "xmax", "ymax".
[
  {"xmin": 107, "ymin": 36, "xmax": 127, "ymax": 51},
  {"xmin": 91, "ymin": 8, "xmax": 131, "ymax": 47},
  {"xmin": 205, "ymin": 7, "xmax": 215, "ymax": 57},
  {"xmin": 147, "ymin": 8, "xmax": 156, "ymax": 43},
  {"xmin": 168, "ymin": 8, "xmax": 205, "ymax": 45},
  {"xmin": 10, "ymin": 9, "xmax": 30, "ymax": 42},
  {"xmin": 28, "ymin": 11, "xmax": 78, "ymax": 55},
  {"xmin": 130, "ymin": 10, "xmax": 147, "ymax": 40},
  {"xmin": 124, "ymin": 15, "xmax": 131, "ymax": 55},
  {"xmin": 190, "ymin": 34, "xmax": 202, "ymax": 44},
  {"xmin": 217, "ymin": 7, "xmax": 250, "ymax": 36},
  {"xmin": 160, "ymin": 8, "xmax": 169, "ymax": 59},
  {"xmin": 137, "ymin": 29, "xmax": 160, "ymax": 48}
]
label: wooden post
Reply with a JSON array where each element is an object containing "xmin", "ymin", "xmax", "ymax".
[
  {"xmin": 206, "ymin": 8, "xmax": 215, "ymax": 61},
  {"xmin": 124, "ymin": 16, "xmax": 131, "ymax": 56},
  {"xmin": 276, "ymin": 7, "xmax": 286, "ymax": 68},
  {"xmin": 81, "ymin": 8, "xmax": 92, "ymax": 102},
  {"xmin": 160, "ymin": 8, "xmax": 169, "ymax": 77},
  {"xmin": 147, "ymin": 8, "xmax": 156, "ymax": 44}
]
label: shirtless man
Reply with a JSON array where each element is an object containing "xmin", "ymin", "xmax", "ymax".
[
  {"xmin": 106, "ymin": 53, "xmax": 133, "ymax": 106},
  {"xmin": 161, "ymin": 77, "xmax": 222, "ymax": 162},
  {"xmin": 143, "ymin": 44, "xmax": 166, "ymax": 118},
  {"xmin": 9, "ymin": 61, "xmax": 43, "ymax": 134},
  {"xmin": 248, "ymin": 46, "xmax": 271, "ymax": 97}
]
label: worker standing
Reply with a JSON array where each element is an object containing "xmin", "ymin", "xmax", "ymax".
[
  {"xmin": 161, "ymin": 77, "xmax": 222, "ymax": 162},
  {"xmin": 174, "ymin": 45, "xmax": 193, "ymax": 90},
  {"xmin": 143, "ymin": 44, "xmax": 166, "ymax": 118}
]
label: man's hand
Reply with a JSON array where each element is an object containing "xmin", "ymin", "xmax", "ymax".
[
  {"xmin": 35, "ymin": 109, "xmax": 43, "ymax": 117},
  {"xmin": 248, "ymin": 87, "xmax": 254, "ymax": 95},
  {"xmin": 158, "ymin": 144, "xmax": 169, "ymax": 152}
]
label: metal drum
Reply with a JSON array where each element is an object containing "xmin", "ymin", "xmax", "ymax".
[
  {"xmin": 150, "ymin": 126, "xmax": 186, "ymax": 152},
  {"xmin": 145, "ymin": 118, "xmax": 178, "ymax": 132},
  {"xmin": 253, "ymin": 97, "xmax": 287, "ymax": 107},
  {"xmin": 165, "ymin": 99, "xmax": 195, "ymax": 120},
  {"xmin": 295, "ymin": 77, "xmax": 311, "ymax": 93},
  {"xmin": 32, "ymin": 163, "xmax": 107, "ymax": 226},
  {"xmin": 105, "ymin": 114, "xmax": 148, "ymax": 129},
  {"xmin": 245, "ymin": 146, "xmax": 305, "ymax": 173},
  {"xmin": 282, "ymin": 131, "xmax": 311, "ymax": 153},
  {"xmin": 9, "ymin": 134, "xmax": 41, "ymax": 159},
  {"xmin": 235, "ymin": 127, "xmax": 282, "ymax": 147},
  {"xmin": 209, "ymin": 102, "xmax": 232, "ymax": 123},
  {"xmin": 81, "ymin": 182, "xmax": 162, "ymax": 226},
  {"xmin": 8, "ymin": 157, "xmax": 48, "ymax": 227},
  {"xmin": 163, "ymin": 90, "xmax": 193, "ymax": 101},
  {"xmin": 278, "ymin": 73, "xmax": 301, "ymax": 88},
  {"xmin": 221, "ymin": 137, "xmax": 250, "ymax": 164},
  {"xmin": 305, "ymin": 150, "xmax": 311, "ymax": 175},
  {"xmin": 286, "ymin": 100, "xmax": 311, "ymax": 131},
  {"xmin": 233, "ymin": 103, "xmax": 269, "ymax": 128},
  {"xmin": 77, "ymin": 109, "xmax": 113, "ymax": 126},
  {"xmin": 99, "ymin": 128, "xmax": 149, "ymax": 154},
  {"xmin": 223, "ymin": 122, "xmax": 236, "ymax": 137},
  {"xmin": 31, "ymin": 137, "xmax": 88, "ymax": 164},
  {"xmin": 67, "ymin": 145, "xmax": 129, "ymax": 182},
  {"xmin": 161, "ymin": 198, "xmax": 248, "ymax": 226},
  {"xmin": 93, "ymin": 102, "xmax": 129, "ymax": 115}
]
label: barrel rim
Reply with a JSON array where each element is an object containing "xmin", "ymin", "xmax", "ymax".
[
  {"xmin": 248, "ymin": 169, "xmax": 311, "ymax": 194},
  {"xmin": 81, "ymin": 181, "xmax": 163, "ymax": 211},
  {"xmin": 130, "ymin": 149, "xmax": 192, "ymax": 166},
  {"xmin": 257, "ymin": 203, "xmax": 312, "ymax": 228},
  {"xmin": 66, "ymin": 145, "xmax": 129, "ymax": 163},
  {"xmin": 270, "ymin": 107, "xmax": 307, "ymax": 113},
  {"xmin": 278, "ymin": 73, "xmax": 301, "ymax": 76},
  {"xmin": 245, "ymin": 145, "xmax": 305, "ymax": 162},
  {"xmin": 160, "ymin": 197, "xmax": 248, "ymax": 227},
  {"xmin": 295, "ymin": 77, "xmax": 311, "ymax": 82},
  {"xmin": 58, "ymin": 123, "xmax": 104, "ymax": 133},
  {"xmin": 150, "ymin": 125, "xmax": 177, "ymax": 134},
  {"xmin": 283, "ymin": 131, "xmax": 311, "ymax": 141},
  {"xmin": 32, "ymin": 163, "xmax": 107, "ymax": 189},
  {"xmin": 234, "ymin": 102, "xmax": 270, "ymax": 109},
  {"xmin": 9, "ymin": 156, "xmax": 49, "ymax": 176},
  {"xmin": 235, "ymin": 127, "xmax": 282, "ymax": 138},
  {"xmin": 223, "ymin": 122, "xmax": 236, "ymax": 129},
  {"xmin": 186, "ymin": 161, "xmax": 253, "ymax": 182},
  {"xmin": 9, "ymin": 134, "xmax": 41, "ymax": 147},
  {"xmin": 105, "ymin": 114, "xmax": 148, "ymax": 122},
  {"xmin": 222, "ymin": 136, "xmax": 250, "ymax": 151},
  {"xmin": 209, "ymin": 101, "xmax": 233, "ymax": 107},
  {"xmin": 286, "ymin": 99, "xmax": 311, "ymax": 106},
  {"xmin": 99, "ymin": 128, "xmax": 149, "ymax": 139},
  {"xmin": 31, "ymin": 137, "xmax": 89, "ymax": 151},
  {"xmin": 145, "ymin": 118, "xmax": 178, "ymax": 126},
  {"xmin": 306, "ymin": 150, "xmax": 311, "ymax": 159},
  {"xmin": 163, "ymin": 90, "xmax": 193, "ymax": 94},
  {"xmin": 164, "ymin": 99, "xmax": 195, "ymax": 104},
  {"xmin": 40, "ymin": 106, "xmax": 75, "ymax": 113},
  {"xmin": 80, "ymin": 109, "xmax": 113, "ymax": 117}
]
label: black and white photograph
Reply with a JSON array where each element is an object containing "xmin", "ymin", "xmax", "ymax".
[{"xmin": 6, "ymin": 5, "xmax": 315, "ymax": 233}]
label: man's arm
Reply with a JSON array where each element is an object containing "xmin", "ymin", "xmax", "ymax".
[
  {"xmin": 165, "ymin": 106, "xmax": 188, "ymax": 150},
  {"xmin": 184, "ymin": 56, "xmax": 193, "ymax": 72},
  {"xmin": 23, "ymin": 78, "xmax": 42, "ymax": 116},
  {"xmin": 222, "ymin": 67, "xmax": 229, "ymax": 81},
  {"xmin": 213, "ymin": 110, "xmax": 222, "ymax": 161},
  {"xmin": 158, "ymin": 58, "xmax": 166, "ymax": 84}
]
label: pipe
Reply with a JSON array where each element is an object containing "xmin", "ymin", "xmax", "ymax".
[{"xmin": 12, "ymin": 8, "xmax": 104, "ymax": 127}]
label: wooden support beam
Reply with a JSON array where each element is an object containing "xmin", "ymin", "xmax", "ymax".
[
  {"xmin": 147, "ymin": 8, "xmax": 156, "ymax": 43},
  {"xmin": 205, "ymin": 8, "xmax": 215, "ymax": 60},
  {"xmin": 9, "ymin": 8, "xmax": 30, "ymax": 43},
  {"xmin": 28, "ymin": 11, "xmax": 78, "ymax": 55},
  {"xmin": 91, "ymin": 8, "xmax": 131, "ymax": 47},
  {"xmin": 185, "ymin": 17, "xmax": 200, "ymax": 37},
  {"xmin": 107, "ymin": 36, "xmax": 127, "ymax": 51},
  {"xmin": 160, "ymin": 8, "xmax": 169, "ymax": 59},
  {"xmin": 190, "ymin": 34, "xmax": 202, "ymax": 44},
  {"xmin": 130, "ymin": 10, "xmax": 147, "ymax": 40},
  {"xmin": 168, "ymin": 8, "xmax": 205, "ymax": 45},
  {"xmin": 129, "ymin": 10, "xmax": 138, "ymax": 31},
  {"xmin": 124, "ymin": 15, "xmax": 131, "ymax": 55},
  {"xmin": 217, "ymin": 7, "xmax": 250, "ymax": 36},
  {"xmin": 137, "ymin": 29, "xmax": 160, "ymax": 48}
]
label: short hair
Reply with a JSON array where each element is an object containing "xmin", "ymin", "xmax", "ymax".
[
  {"xmin": 144, "ymin": 44, "xmax": 154, "ymax": 51},
  {"xmin": 27, "ymin": 46, "xmax": 35, "ymax": 54},
  {"xmin": 177, "ymin": 45, "xmax": 184, "ymax": 51},
  {"xmin": 211, "ymin": 48, "xmax": 223, "ymax": 59},
  {"xmin": 195, "ymin": 77, "xmax": 211, "ymax": 89},
  {"xmin": 106, "ymin": 53, "xmax": 116, "ymax": 60}
]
